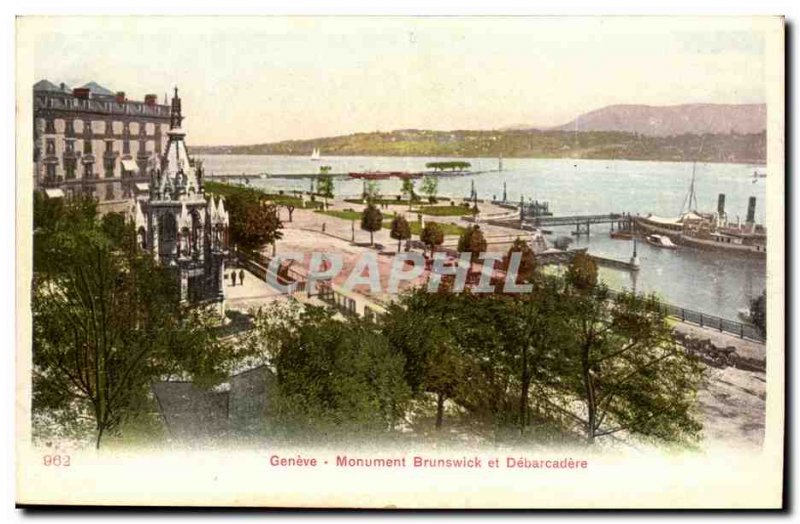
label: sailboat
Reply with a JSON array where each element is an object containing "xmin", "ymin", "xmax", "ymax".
[{"xmin": 310, "ymin": 148, "xmax": 321, "ymax": 161}]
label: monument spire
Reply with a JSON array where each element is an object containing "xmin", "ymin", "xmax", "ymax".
[{"xmin": 170, "ymin": 86, "xmax": 183, "ymax": 129}]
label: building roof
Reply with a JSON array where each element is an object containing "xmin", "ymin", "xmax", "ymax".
[
  {"xmin": 78, "ymin": 81, "xmax": 115, "ymax": 96},
  {"xmin": 33, "ymin": 79, "xmax": 70, "ymax": 93}
]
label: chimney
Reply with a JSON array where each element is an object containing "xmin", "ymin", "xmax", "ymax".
[
  {"xmin": 717, "ymin": 194, "xmax": 726, "ymax": 215},
  {"xmin": 115, "ymin": 91, "xmax": 126, "ymax": 103},
  {"xmin": 144, "ymin": 94, "xmax": 157, "ymax": 106},
  {"xmin": 746, "ymin": 197, "xmax": 757, "ymax": 224},
  {"xmin": 72, "ymin": 87, "xmax": 90, "ymax": 99}
]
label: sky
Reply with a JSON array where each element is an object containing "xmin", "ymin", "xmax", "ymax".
[{"xmin": 25, "ymin": 17, "xmax": 771, "ymax": 146}]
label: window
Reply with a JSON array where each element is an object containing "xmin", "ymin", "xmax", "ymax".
[
  {"xmin": 65, "ymin": 120, "xmax": 74, "ymax": 136},
  {"xmin": 105, "ymin": 184, "xmax": 115, "ymax": 201},
  {"xmin": 83, "ymin": 140, "xmax": 93, "ymax": 154},
  {"xmin": 123, "ymin": 139, "xmax": 130, "ymax": 154},
  {"xmin": 46, "ymin": 139, "xmax": 55, "ymax": 155},
  {"xmin": 84, "ymin": 163, "xmax": 94, "ymax": 180},
  {"xmin": 64, "ymin": 159, "xmax": 76, "ymax": 180},
  {"xmin": 46, "ymin": 164, "xmax": 56, "ymax": 180},
  {"xmin": 105, "ymin": 140, "xmax": 114, "ymax": 153},
  {"xmin": 104, "ymin": 158, "xmax": 115, "ymax": 178},
  {"xmin": 65, "ymin": 139, "xmax": 75, "ymax": 153},
  {"xmin": 45, "ymin": 119, "xmax": 55, "ymax": 134}
]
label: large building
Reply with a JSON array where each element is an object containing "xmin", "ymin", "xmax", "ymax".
[
  {"xmin": 33, "ymin": 79, "xmax": 171, "ymax": 203},
  {"xmin": 133, "ymin": 88, "xmax": 229, "ymax": 307}
]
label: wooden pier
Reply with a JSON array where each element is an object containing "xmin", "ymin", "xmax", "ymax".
[{"xmin": 528, "ymin": 213, "xmax": 635, "ymax": 237}]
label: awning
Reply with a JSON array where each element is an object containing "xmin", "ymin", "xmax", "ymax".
[
  {"xmin": 44, "ymin": 188, "xmax": 65, "ymax": 198},
  {"xmin": 135, "ymin": 183, "xmax": 150, "ymax": 192},
  {"xmin": 121, "ymin": 159, "xmax": 138, "ymax": 171}
]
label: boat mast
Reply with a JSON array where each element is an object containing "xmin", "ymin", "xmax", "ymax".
[{"xmin": 680, "ymin": 137, "xmax": 704, "ymax": 214}]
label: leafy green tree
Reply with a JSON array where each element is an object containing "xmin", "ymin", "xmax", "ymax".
[
  {"xmin": 503, "ymin": 237, "xmax": 537, "ymax": 286},
  {"xmin": 274, "ymin": 307, "xmax": 411, "ymax": 434},
  {"xmin": 364, "ymin": 180, "xmax": 381, "ymax": 204},
  {"xmin": 750, "ymin": 290, "xmax": 766, "ymax": 338},
  {"xmin": 420, "ymin": 175, "xmax": 438, "ymax": 204},
  {"xmin": 389, "ymin": 214, "xmax": 411, "ymax": 252},
  {"xmin": 566, "ymin": 251, "xmax": 598, "ymax": 292},
  {"xmin": 360, "ymin": 203, "xmax": 383, "ymax": 246},
  {"xmin": 316, "ymin": 173, "xmax": 335, "ymax": 210},
  {"xmin": 401, "ymin": 178, "xmax": 415, "ymax": 210},
  {"xmin": 31, "ymin": 198, "xmax": 238, "ymax": 448},
  {"xmin": 420, "ymin": 222, "xmax": 444, "ymax": 257},
  {"xmin": 553, "ymin": 286, "xmax": 704, "ymax": 444},
  {"xmin": 226, "ymin": 192, "xmax": 284, "ymax": 254},
  {"xmin": 382, "ymin": 292, "xmax": 464, "ymax": 430},
  {"xmin": 457, "ymin": 225, "xmax": 487, "ymax": 263}
]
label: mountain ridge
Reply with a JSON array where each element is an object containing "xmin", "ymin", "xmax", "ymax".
[{"xmin": 552, "ymin": 103, "xmax": 766, "ymax": 136}]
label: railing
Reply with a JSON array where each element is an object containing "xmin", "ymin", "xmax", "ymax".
[
  {"xmin": 605, "ymin": 288, "xmax": 764, "ymax": 343},
  {"xmin": 531, "ymin": 213, "xmax": 624, "ymax": 227},
  {"xmin": 316, "ymin": 281, "xmax": 357, "ymax": 317}
]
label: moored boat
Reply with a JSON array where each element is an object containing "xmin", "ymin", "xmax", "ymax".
[{"xmin": 645, "ymin": 234, "xmax": 678, "ymax": 249}]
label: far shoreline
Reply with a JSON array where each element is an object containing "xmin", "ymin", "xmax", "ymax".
[{"xmin": 190, "ymin": 151, "xmax": 766, "ymax": 167}]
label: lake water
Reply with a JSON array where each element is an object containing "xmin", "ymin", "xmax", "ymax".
[{"xmin": 198, "ymin": 154, "xmax": 767, "ymax": 320}]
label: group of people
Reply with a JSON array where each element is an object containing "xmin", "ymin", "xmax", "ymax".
[{"xmin": 229, "ymin": 269, "xmax": 246, "ymax": 286}]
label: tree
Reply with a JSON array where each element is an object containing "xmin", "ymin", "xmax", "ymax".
[
  {"xmin": 382, "ymin": 292, "xmax": 465, "ymax": 430},
  {"xmin": 457, "ymin": 225, "xmax": 487, "ymax": 263},
  {"xmin": 284, "ymin": 204, "xmax": 295, "ymax": 222},
  {"xmin": 316, "ymin": 173, "xmax": 334, "ymax": 210},
  {"xmin": 274, "ymin": 307, "xmax": 410, "ymax": 434},
  {"xmin": 227, "ymin": 193, "xmax": 284, "ymax": 254},
  {"xmin": 420, "ymin": 222, "xmax": 444, "ymax": 257},
  {"xmin": 360, "ymin": 203, "xmax": 383, "ymax": 246},
  {"xmin": 750, "ymin": 290, "xmax": 766, "ymax": 338},
  {"xmin": 31, "ymin": 198, "xmax": 238, "ymax": 448},
  {"xmin": 401, "ymin": 178, "xmax": 415, "ymax": 210},
  {"xmin": 389, "ymin": 214, "xmax": 411, "ymax": 253},
  {"xmin": 553, "ymin": 286, "xmax": 704, "ymax": 444},
  {"xmin": 420, "ymin": 175, "xmax": 438, "ymax": 205},
  {"xmin": 566, "ymin": 251, "xmax": 598, "ymax": 292},
  {"xmin": 364, "ymin": 180, "xmax": 381, "ymax": 204},
  {"xmin": 503, "ymin": 237, "xmax": 537, "ymax": 285}
]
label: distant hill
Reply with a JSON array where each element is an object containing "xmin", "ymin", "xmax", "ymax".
[
  {"xmin": 191, "ymin": 127, "xmax": 765, "ymax": 165},
  {"xmin": 553, "ymin": 104, "xmax": 766, "ymax": 137}
]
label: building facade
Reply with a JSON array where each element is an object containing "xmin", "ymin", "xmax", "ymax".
[
  {"xmin": 133, "ymin": 88, "xmax": 229, "ymax": 307},
  {"xmin": 33, "ymin": 80, "xmax": 171, "ymax": 203}
]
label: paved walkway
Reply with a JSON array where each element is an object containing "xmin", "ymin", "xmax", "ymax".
[{"xmin": 223, "ymin": 267, "xmax": 286, "ymax": 311}]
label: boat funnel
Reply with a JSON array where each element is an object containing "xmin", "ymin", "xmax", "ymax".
[
  {"xmin": 717, "ymin": 194, "xmax": 726, "ymax": 215},
  {"xmin": 746, "ymin": 196, "xmax": 757, "ymax": 224}
]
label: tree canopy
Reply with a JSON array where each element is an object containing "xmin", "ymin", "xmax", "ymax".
[
  {"xmin": 389, "ymin": 214, "xmax": 412, "ymax": 252},
  {"xmin": 420, "ymin": 222, "xmax": 444, "ymax": 257},
  {"xmin": 360, "ymin": 203, "xmax": 383, "ymax": 246},
  {"xmin": 226, "ymin": 191, "xmax": 284, "ymax": 254},
  {"xmin": 31, "ymin": 195, "xmax": 243, "ymax": 448},
  {"xmin": 425, "ymin": 161, "xmax": 471, "ymax": 171}
]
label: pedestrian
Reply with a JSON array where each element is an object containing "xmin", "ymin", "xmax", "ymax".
[
  {"xmin": 231, "ymin": 271, "xmax": 237, "ymax": 286},
  {"xmin": 239, "ymin": 269, "xmax": 245, "ymax": 286}
]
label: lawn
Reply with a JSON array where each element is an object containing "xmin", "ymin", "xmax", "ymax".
[
  {"xmin": 413, "ymin": 205, "xmax": 473, "ymax": 217},
  {"xmin": 316, "ymin": 209, "xmax": 467, "ymax": 236},
  {"xmin": 205, "ymin": 181, "xmax": 322, "ymax": 209},
  {"xmin": 315, "ymin": 209, "xmax": 363, "ymax": 221},
  {"xmin": 403, "ymin": 221, "xmax": 466, "ymax": 236}
]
